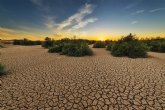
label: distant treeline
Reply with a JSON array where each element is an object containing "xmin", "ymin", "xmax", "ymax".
[
  {"xmin": 13, "ymin": 36, "xmax": 165, "ymax": 53},
  {"xmin": 13, "ymin": 39, "xmax": 42, "ymax": 45}
]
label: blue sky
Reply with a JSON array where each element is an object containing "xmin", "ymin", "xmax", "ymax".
[{"xmin": 0, "ymin": 0, "xmax": 165, "ymax": 40}]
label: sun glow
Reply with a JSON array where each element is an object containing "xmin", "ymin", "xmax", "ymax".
[
  {"xmin": 98, "ymin": 37, "xmax": 105, "ymax": 41},
  {"xmin": 97, "ymin": 33, "xmax": 107, "ymax": 41}
]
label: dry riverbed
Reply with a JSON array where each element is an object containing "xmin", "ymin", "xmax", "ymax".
[{"xmin": 0, "ymin": 45, "xmax": 165, "ymax": 110}]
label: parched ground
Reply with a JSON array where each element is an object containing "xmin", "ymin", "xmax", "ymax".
[{"xmin": 0, "ymin": 45, "xmax": 165, "ymax": 110}]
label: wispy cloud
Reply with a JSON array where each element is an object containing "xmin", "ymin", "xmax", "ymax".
[
  {"xmin": 149, "ymin": 8, "xmax": 165, "ymax": 13},
  {"xmin": 72, "ymin": 18, "xmax": 98, "ymax": 29},
  {"xmin": 57, "ymin": 3, "xmax": 97, "ymax": 30},
  {"xmin": 125, "ymin": 3, "xmax": 137, "ymax": 9},
  {"xmin": 45, "ymin": 16, "xmax": 57, "ymax": 28},
  {"xmin": 30, "ymin": 0, "xmax": 43, "ymax": 7},
  {"xmin": 131, "ymin": 21, "xmax": 138, "ymax": 25},
  {"xmin": 125, "ymin": 0, "xmax": 143, "ymax": 9},
  {"xmin": 131, "ymin": 10, "xmax": 144, "ymax": 15},
  {"xmin": 44, "ymin": 3, "xmax": 98, "ymax": 38},
  {"xmin": 30, "ymin": 0, "xmax": 50, "ymax": 12}
]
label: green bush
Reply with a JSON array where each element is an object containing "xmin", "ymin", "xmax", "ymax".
[
  {"xmin": 93, "ymin": 41, "xmax": 106, "ymax": 48},
  {"xmin": 149, "ymin": 41, "xmax": 161, "ymax": 52},
  {"xmin": 62, "ymin": 42, "xmax": 93, "ymax": 56},
  {"xmin": 0, "ymin": 64, "xmax": 5, "ymax": 76},
  {"xmin": 111, "ymin": 34, "xmax": 149, "ymax": 58},
  {"xmin": 159, "ymin": 42, "xmax": 165, "ymax": 52},
  {"xmin": 48, "ymin": 45, "xmax": 63, "ymax": 53},
  {"xmin": 79, "ymin": 42, "xmax": 93, "ymax": 56},
  {"xmin": 141, "ymin": 37, "xmax": 165, "ymax": 53},
  {"xmin": 149, "ymin": 41, "xmax": 165, "ymax": 53},
  {"xmin": 106, "ymin": 42, "xmax": 115, "ymax": 51},
  {"xmin": 62, "ymin": 43, "xmax": 75, "ymax": 55},
  {"xmin": 42, "ymin": 37, "xmax": 54, "ymax": 48}
]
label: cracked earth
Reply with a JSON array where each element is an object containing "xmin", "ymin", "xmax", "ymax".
[{"xmin": 0, "ymin": 45, "xmax": 165, "ymax": 110}]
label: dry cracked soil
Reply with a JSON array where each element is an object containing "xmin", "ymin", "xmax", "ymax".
[{"xmin": 0, "ymin": 45, "xmax": 165, "ymax": 110}]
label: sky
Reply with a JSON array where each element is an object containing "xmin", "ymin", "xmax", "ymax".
[{"xmin": 0, "ymin": 0, "xmax": 165, "ymax": 40}]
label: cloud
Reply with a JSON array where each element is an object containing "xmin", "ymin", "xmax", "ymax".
[
  {"xmin": 132, "ymin": 10, "xmax": 144, "ymax": 15},
  {"xmin": 125, "ymin": 3, "xmax": 138, "ymax": 9},
  {"xmin": 0, "ymin": 27, "xmax": 15, "ymax": 33},
  {"xmin": 45, "ymin": 16, "xmax": 57, "ymax": 28},
  {"xmin": 44, "ymin": 3, "xmax": 98, "ymax": 38},
  {"xmin": 125, "ymin": 0, "xmax": 143, "ymax": 9},
  {"xmin": 149, "ymin": 8, "xmax": 165, "ymax": 13},
  {"xmin": 57, "ymin": 3, "xmax": 97, "ymax": 30},
  {"xmin": 131, "ymin": 21, "xmax": 138, "ymax": 25},
  {"xmin": 30, "ymin": 0, "xmax": 43, "ymax": 6},
  {"xmin": 30, "ymin": 0, "xmax": 50, "ymax": 12},
  {"xmin": 72, "ymin": 18, "xmax": 98, "ymax": 29}
]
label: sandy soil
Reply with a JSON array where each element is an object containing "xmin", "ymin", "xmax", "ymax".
[{"xmin": 0, "ymin": 45, "xmax": 165, "ymax": 110}]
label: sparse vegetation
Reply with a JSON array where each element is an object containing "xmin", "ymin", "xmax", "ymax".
[
  {"xmin": 13, "ymin": 39, "xmax": 42, "ymax": 45},
  {"xmin": 110, "ymin": 34, "xmax": 149, "ymax": 58},
  {"xmin": 106, "ymin": 42, "xmax": 115, "ymax": 51},
  {"xmin": 0, "ymin": 64, "xmax": 6, "ymax": 76},
  {"xmin": 42, "ymin": 37, "xmax": 54, "ymax": 48},
  {"xmin": 159, "ymin": 42, "xmax": 165, "ymax": 52},
  {"xmin": 62, "ymin": 42, "xmax": 93, "ymax": 56},
  {"xmin": 48, "ymin": 45, "xmax": 63, "ymax": 53},
  {"xmin": 142, "ymin": 38, "xmax": 165, "ymax": 53},
  {"xmin": 46, "ymin": 37, "xmax": 93, "ymax": 57},
  {"xmin": 93, "ymin": 41, "xmax": 106, "ymax": 48}
]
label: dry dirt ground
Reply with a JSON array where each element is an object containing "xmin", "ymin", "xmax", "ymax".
[{"xmin": 0, "ymin": 45, "xmax": 165, "ymax": 110}]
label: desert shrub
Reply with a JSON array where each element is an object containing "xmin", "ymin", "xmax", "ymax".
[
  {"xmin": 111, "ymin": 34, "xmax": 149, "ymax": 58},
  {"xmin": 48, "ymin": 45, "xmax": 63, "ymax": 53},
  {"xmin": 13, "ymin": 40, "xmax": 21, "ymax": 45},
  {"xmin": 149, "ymin": 41, "xmax": 161, "ymax": 52},
  {"xmin": 149, "ymin": 41, "xmax": 165, "ymax": 53},
  {"xmin": 13, "ymin": 39, "xmax": 42, "ymax": 45},
  {"xmin": 88, "ymin": 40, "xmax": 96, "ymax": 45},
  {"xmin": 106, "ymin": 42, "xmax": 115, "ymax": 51},
  {"xmin": 0, "ymin": 64, "xmax": 5, "ymax": 76},
  {"xmin": 62, "ymin": 43, "xmax": 75, "ymax": 55},
  {"xmin": 93, "ymin": 41, "xmax": 106, "ymax": 48},
  {"xmin": 62, "ymin": 42, "xmax": 92, "ymax": 56},
  {"xmin": 79, "ymin": 42, "xmax": 93, "ymax": 56},
  {"xmin": 33, "ymin": 40, "xmax": 42, "ymax": 45},
  {"xmin": 159, "ymin": 42, "xmax": 165, "ymax": 52},
  {"xmin": 141, "ymin": 37, "xmax": 165, "ymax": 53},
  {"xmin": 42, "ymin": 37, "xmax": 54, "ymax": 48}
]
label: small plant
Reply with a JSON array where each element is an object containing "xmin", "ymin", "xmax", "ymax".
[
  {"xmin": 93, "ymin": 41, "xmax": 106, "ymax": 48},
  {"xmin": 0, "ymin": 64, "xmax": 6, "ymax": 76},
  {"xmin": 106, "ymin": 42, "xmax": 115, "ymax": 51},
  {"xmin": 111, "ymin": 34, "xmax": 149, "ymax": 58},
  {"xmin": 48, "ymin": 45, "xmax": 63, "ymax": 53},
  {"xmin": 62, "ymin": 42, "xmax": 93, "ymax": 56}
]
